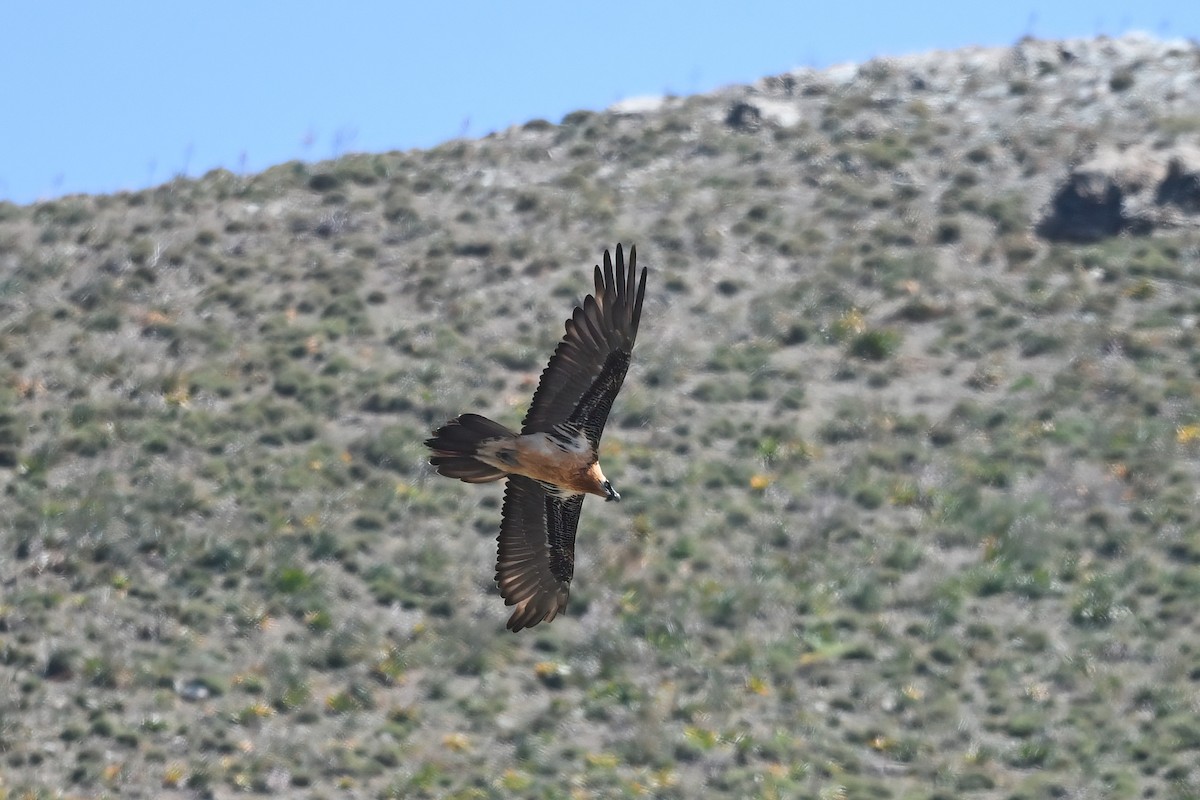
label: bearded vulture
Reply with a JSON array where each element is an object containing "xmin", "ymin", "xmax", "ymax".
[{"xmin": 426, "ymin": 244, "xmax": 648, "ymax": 631}]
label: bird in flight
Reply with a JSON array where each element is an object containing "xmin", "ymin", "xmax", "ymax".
[{"xmin": 426, "ymin": 245, "xmax": 648, "ymax": 631}]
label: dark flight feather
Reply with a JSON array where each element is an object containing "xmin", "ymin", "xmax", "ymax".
[
  {"xmin": 495, "ymin": 476, "xmax": 583, "ymax": 631},
  {"xmin": 521, "ymin": 244, "xmax": 647, "ymax": 447}
]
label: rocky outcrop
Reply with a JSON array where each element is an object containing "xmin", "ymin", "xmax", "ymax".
[
  {"xmin": 1038, "ymin": 145, "xmax": 1200, "ymax": 242},
  {"xmin": 1156, "ymin": 149, "xmax": 1200, "ymax": 212}
]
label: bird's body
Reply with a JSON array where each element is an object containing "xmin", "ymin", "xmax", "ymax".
[
  {"xmin": 425, "ymin": 245, "xmax": 647, "ymax": 631},
  {"xmin": 474, "ymin": 423, "xmax": 612, "ymax": 499}
]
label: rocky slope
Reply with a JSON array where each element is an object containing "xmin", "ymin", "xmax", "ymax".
[{"xmin": 1, "ymin": 32, "xmax": 1199, "ymax": 799}]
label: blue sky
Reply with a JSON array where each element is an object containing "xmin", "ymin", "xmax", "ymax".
[{"xmin": 3, "ymin": 1, "xmax": 1197, "ymax": 205}]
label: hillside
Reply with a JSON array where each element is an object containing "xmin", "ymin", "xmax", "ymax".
[{"xmin": 2, "ymin": 33, "xmax": 1200, "ymax": 799}]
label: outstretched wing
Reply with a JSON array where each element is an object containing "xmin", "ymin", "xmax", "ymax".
[
  {"xmin": 522, "ymin": 244, "xmax": 648, "ymax": 448},
  {"xmin": 495, "ymin": 476, "xmax": 584, "ymax": 631}
]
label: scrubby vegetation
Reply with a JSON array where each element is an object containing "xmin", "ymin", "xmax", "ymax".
[{"xmin": 2, "ymin": 34, "xmax": 1200, "ymax": 799}]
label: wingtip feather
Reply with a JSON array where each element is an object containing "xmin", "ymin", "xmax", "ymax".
[
  {"xmin": 632, "ymin": 264, "xmax": 648, "ymax": 340},
  {"xmin": 503, "ymin": 587, "xmax": 569, "ymax": 632}
]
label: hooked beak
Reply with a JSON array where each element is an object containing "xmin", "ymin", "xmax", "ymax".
[{"xmin": 603, "ymin": 481, "xmax": 621, "ymax": 502}]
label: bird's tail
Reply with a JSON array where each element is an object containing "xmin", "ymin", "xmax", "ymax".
[{"xmin": 425, "ymin": 413, "xmax": 517, "ymax": 483}]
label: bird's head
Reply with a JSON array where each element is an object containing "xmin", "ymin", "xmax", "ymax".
[{"xmin": 587, "ymin": 462, "xmax": 620, "ymax": 502}]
